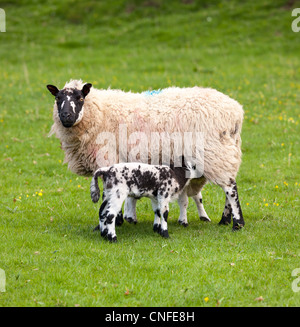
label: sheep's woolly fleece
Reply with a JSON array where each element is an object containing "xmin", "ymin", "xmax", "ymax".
[{"xmin": 49, "ymin": 79, "xmax": 243, "ymax": 187}]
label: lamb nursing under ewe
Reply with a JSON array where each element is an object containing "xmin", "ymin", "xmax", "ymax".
[
  {"xmin": 47, "ymin": 80, "xmax": 245, "ymax": 232},
  {"xmin": 90, "ymin": 160, "xmax": 200, "ymax": 242}
]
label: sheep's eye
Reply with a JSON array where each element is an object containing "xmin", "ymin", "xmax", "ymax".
[{"xmin": 80, "ymin": 98, "xmax": 84, "ymax": 102}]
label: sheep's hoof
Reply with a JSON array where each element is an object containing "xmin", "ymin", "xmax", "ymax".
[
  {"xmin": 200, "ymin": 216, "xmax": 211, "ymax": 222},
  {"xmin": 178, "ymin": 220, "xmax": 188, "ymax": 227},
  {"xmin": 125, "ymin": 216, "xmax": 137, "ymax": 224},
  {"xmin": 160, "ymin": 229, "xmax": 169, "ymax": 238},
  {"xmin": 107, "ymin": 234, "xmax": 118, "ymax": 242},
  {"xmin": 115, "ymin": 212, "xmax": 124, "ymax": 226},
  {"xmin": 153, "ymin": 224, "xmax": 161, "ymax": 233},
  {"xmin": 93, "ymin": 224, "xmax": 100, "ymax": 232}
]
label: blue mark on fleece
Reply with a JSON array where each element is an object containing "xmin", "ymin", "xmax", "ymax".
[{"xmin": 143, "ymin": 89, "xmax": 162, "ymax": 96}]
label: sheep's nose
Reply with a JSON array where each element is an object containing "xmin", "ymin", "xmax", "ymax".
[{"xmin": 61, "ymin": 112, "xmax": 71, "ymax": 119}]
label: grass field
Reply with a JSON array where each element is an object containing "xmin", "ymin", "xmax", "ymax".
[{"xmin": 0, "ymin": 0, "xmax": 299, "ymax": 307}]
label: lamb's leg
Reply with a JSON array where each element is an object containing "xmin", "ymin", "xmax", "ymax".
[
  {"xmin": 192, "ymin": 191, "xmax": 211, "ymax": 222},
  {"xmin": 124, "ymin": 197, "xmax": 138, "ymax": 224},
  {"xmin": 218, "ymin": 196, "xmax": 232, "ymax": 225},
  {"xmin": 151, "ymin": 199, "xmax": 161, "ymax": 233},
  {"xmin": 159, "ymin": 201, "xmax": 170, "ymax": 238},
  {"xmin": 221, "ymin": 179, "xmax": 244, "ymax": 231},
  {"xmin": 104, "ymin": 212, "xmax": 118, "ymax": 242},
  {"xmin": 93, "ymin": 190, "xmax": 119, "ymax": 232},
  {"xmin": 98, "ymin": 200, "xmax": 109, "ymax": 237},
  {"xmin": 115, "ymin": 211, "xmax": 124, "ymax": 226},
  {"xmin": 100, "ymin": 193, "xmax": 127, "ymax": 242},
  {"xmin": 108, "ymin": 189, "xmax": 123, "ymax": 226},
  {"xmin": 177, "ymin": 190, "xmax": 189, "ymax": 227}
]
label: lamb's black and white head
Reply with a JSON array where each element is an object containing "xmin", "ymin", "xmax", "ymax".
[{"xmin": 47, "ymin": 83, "xmax": 92, "ymax": 128}]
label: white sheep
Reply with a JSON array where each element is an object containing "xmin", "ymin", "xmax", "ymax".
[{"xmin": 47, "ymin": 80, "xmax": 244, "ymax": 230}]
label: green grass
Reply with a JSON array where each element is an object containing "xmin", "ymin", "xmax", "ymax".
[{"xmin": 0, "ymin": 0, "xmax": 300, "ymax": 307}]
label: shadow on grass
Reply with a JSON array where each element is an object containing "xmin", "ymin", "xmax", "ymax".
[{"xmin": 66, "ymin": 215, "xmax": 243, "ymax": 244}]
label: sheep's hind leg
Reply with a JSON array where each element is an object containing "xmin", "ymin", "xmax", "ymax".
[
  {"xmin": 221, "ymin": 179, "xmax": 244, "ymax": 231},
  {"xmin": 218, "ymin": 197, "xmax": 232, "ymax": 225},
  {"xmin": 192, "ymin": 191, "xmax": 211, "ymax": 222},
  {"xmin": 124, "ymin": 197, "xmax": 138, "ymax": 224}
]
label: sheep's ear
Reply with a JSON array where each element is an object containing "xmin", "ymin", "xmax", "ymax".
[
  {"xmin": 82, "ymin": 83, "xmax": 92, "ymax": 98},
  {"xmin": 47, "ymin": 85, "xmax": 60, "ymax": 97}
]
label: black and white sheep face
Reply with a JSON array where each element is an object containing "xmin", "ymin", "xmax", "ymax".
[{"xmin": 47, "ymin": 83, "xmax": 92, "ymax": 128}]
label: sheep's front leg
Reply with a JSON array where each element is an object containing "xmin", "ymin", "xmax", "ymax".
[
  {"xmin": 124, "ymin": 197, "xmax": 138, "ymax": 224},
  {"xmin": 177, "ymin": 190, "xmax": 189, "ymax": 227},
  {"xmin": 221, "ymin": 180, "xmax": 244, "ymax": 231},
  {"xmin": 192, "ymin": 192, "xmax": 211, "ymax": 222}
]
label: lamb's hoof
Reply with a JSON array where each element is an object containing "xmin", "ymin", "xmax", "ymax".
[
  {"xmin": 160, "ymin": 229, "xmax": 169, "ymax": 238},
  {"xmin": 232, "ymin": 222, "xmax": 244, "ymax": 231},
  {"xmin": 115, "ymin": 212, "xmax": 124, "ymax": 226},
  {"xmin": 101, "ymin": 229, "xmax": 108, "ymax": 238},
  {"xmin": 93, "ymin": 224, "xmax": 100, "ymax": 232},
  {"xmin": 107, "ymin": 234, "xmax": 118, "ymax": 242},
  {"xmin": 153, "ymin": 223, "xmax": 161, "ymax": 233},
  {"xmin": 200, "ymin": 216, "xmax": 211, "ymax": 222},
  {"xmin": 124, "ymin": 216, "xmax": 137, "ymax": 224},
  {"xmin": 218, "ymin": 214, "xmax": 231, "ymax": 225},
  {"xmin": 178, "ymin": 220, "xmax": 188, "ymax": 227}
]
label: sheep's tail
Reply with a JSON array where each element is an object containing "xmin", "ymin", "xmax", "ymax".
[{"xmin": 90, "ymin": 168, "xmax": 106, "ymax": 203}]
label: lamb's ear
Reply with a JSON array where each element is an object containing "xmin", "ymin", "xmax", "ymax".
[
  {"xmin": 82, "ymin": 83, "xmax": 92, "ymax": 98},
  {"xmin": 47, "ymin": 85, "xmax": 60, "ymax": 97}
]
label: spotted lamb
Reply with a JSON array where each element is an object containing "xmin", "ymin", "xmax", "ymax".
[{"xmin": 90, "ymin": 160, "xmax": 199, "ymax": 242}]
